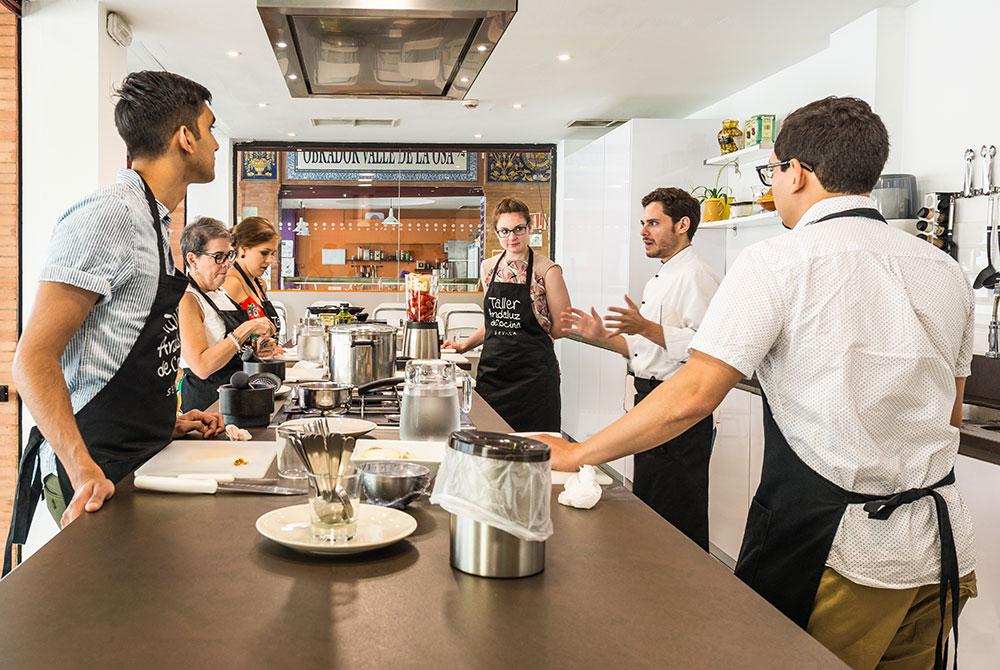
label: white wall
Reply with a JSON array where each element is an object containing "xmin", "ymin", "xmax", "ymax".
[
  {"xmin": 21, "ymin": 0, "xmax": 127, "ymax": 320},
  {"xmin": 185, "ymin": 132, "xmax": 233, "ymax": 226}
]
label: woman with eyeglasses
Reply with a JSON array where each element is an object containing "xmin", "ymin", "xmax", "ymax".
[
  {"xmin": 178, "ymin": 217, "xmax": 276, "ymax": 411},
  {"xmin": 444, "ymin": 197, "xmax": 572, "ymax": 431},
  {"xmin": 223, "ymin": 216, "xmax": 284, "ymax": 358}
]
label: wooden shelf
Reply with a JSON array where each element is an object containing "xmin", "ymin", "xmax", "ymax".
[
  {"xmin": 699, "ymin": 211, "xmax": 781, "ymax": 229},
  {"xmin": 704, "ymin": 143, "xmax": 774, "ymax": 166}
]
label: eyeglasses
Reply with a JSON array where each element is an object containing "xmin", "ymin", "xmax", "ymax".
[
  {"xmin": 497, "ymin": 225, "xmax": 528, "ymax": 238},
  {"xmin": 199, "ymin": 250, "xmax": 237, "ymax": 265},
  {"xmin": 756, "ymin": 159, "xmax": 815, "ymax": 186}
]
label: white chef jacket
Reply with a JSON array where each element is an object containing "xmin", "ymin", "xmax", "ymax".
[
  {"xmin": 689, "ymin": 195, "xmax": 976, "ymax": 589},
  {"xmin": 623, "ymin": 246, "xmax": 720, "ymax": 381}
]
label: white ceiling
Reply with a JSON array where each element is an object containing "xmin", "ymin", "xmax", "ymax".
[{"xmin": 109, "ymin": 0, "xmax": 914, "ymax": 144}]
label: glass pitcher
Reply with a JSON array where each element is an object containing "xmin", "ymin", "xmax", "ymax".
[{"xmin": 399, "ymin": 359, "xmax": 473, "ymax": 442}]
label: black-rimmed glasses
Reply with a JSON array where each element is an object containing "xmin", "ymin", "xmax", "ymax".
[
  {"xmin": 497, "ymin": 224, "xmax": 528, "ymax": 238},
  {"xmin": 199, "ymin": 250, "xmax": 237, "ymax": 265},
  {"xmin": 756, "ymin": 159, "xmax": 815, "ymax": 186}
]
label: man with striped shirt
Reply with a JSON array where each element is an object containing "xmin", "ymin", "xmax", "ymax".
[{"xmin": 5, "ymin": 71, "xmax": 225, "ymax": 569}]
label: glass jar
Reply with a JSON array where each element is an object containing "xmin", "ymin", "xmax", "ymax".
[
  {"xmin": 400, "ymin": 359, "xmax": 472, "ymax": 441},
  {"xmin": 717, "ymin": 119, "xmax": 744, "ymax": 155}
]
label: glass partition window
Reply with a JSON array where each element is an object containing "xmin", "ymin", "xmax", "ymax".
[{"xmin": 235, "ymin": 146, "xmax": 554, "ymax": 294}]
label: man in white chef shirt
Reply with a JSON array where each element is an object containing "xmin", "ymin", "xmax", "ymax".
[
  {"xmin": 539, "ymin": 96, "xmax": 977, "ymax": 670},
  {"xmin": 562, "ymin": 187, "xmax": 719, "ymax": 549}
]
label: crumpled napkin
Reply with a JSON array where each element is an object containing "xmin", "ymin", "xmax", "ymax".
[
  {"xmin": 557, "ymin": 466, "xmax": 603, "ymax": 509},
  {"xmin": 225, "ymin": 424, "xmax": 252, "ymax": 441}
]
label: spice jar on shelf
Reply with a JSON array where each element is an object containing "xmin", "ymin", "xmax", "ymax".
[{"xmin": 717, "ymin": 119, "xmax": 744, "ymax": 155}]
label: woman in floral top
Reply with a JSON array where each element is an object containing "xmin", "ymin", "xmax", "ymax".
[{"xmin": 445, "ymin": 198, "xmax": 572, "ymax": 431}]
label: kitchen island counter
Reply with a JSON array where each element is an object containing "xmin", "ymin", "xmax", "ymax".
[{"xmin": 0, "ymin": 393, "xmax": 844, "ymax": 669}]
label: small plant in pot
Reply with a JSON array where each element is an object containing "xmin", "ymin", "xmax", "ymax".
[{"xmin": 692, "ymin": 159, "xmax": 739, "ymax": 222}]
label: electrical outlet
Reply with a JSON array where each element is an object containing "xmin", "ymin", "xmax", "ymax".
[{"xmin": 0, "ymin": 386, "xmax": 7, "ymax": 402}]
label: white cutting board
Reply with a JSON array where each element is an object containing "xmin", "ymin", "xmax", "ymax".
[
  {"xmin": 134, "ymin": 440, "xmax": 276, "ymax": 480},
  {"xmin": 510, "ymin": 433, "xmax": 614, "ymax": 486}
]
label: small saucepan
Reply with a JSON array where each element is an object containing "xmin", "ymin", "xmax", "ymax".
[{"xmin": 296, "ymin": 382, "xmax": 353, "ymax": 412}]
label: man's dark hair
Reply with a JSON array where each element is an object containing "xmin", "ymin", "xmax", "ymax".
[
  {"xmin": 775, "ymin": 96, "xmax": 889, "ymax": 194},
  {"xmin": 114, "ymin": 71, "xmax": 212, "ymax": 160},
  {"xmin": 641, "ymin": 187, "xmax": 701, "ymax": 240}
]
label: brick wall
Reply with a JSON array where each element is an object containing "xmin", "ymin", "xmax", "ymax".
[{"xmin": 0, "ymin": 12, "xmax": 18, "ymax": 543}]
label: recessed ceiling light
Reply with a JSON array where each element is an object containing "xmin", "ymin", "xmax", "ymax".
[
  {"xmin": 358, "ymin": 183, "xmax": 372, "ymax": 187},
  {"xmin": 358, "ymin": 178, "xmax": 373, "ymax": 182},
  {"xmin": 460, "ymin": 76, "xmax": 470, "ymax": 83},
  {"xmin": 512, "ymin": 103, "xmax": 523, "ymax": 110},
  {"xmin": 287, "ymin": 73, "xmax": 298, "ymax": 80},
  {"xmin": 558, "ymin": 53, "xmax": 571, "ymax": 62},
  {"xmin": 287, "ymin": 132, "xmax": 296, "ymax": 137},
  {"xmin": 474, "ymin": 133, "xmax": 482, "ymax": 139},
  {"xmin": 359, "ymin": 172, "xmax": 375, "ymax": 177},
  {"xmin": 257, "ymin": 102, "xmax": 269, "ymax": 108},
  {"xmin": 275, "ymin": 41, "xmax": 287, "ymax": 49},
  {"xmin": 476, "ymin": 44, "xmax": 488, "ymax": 52},
  {"xmin": 226, "ymin": 50, "xmax": 241, "ymax": 58}
]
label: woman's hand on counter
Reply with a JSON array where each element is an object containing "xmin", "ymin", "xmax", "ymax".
[
  {"xmin": 442, "ymin": 338, "xmax": 466, "ymax": 353},
  {"xmin": 61, "ymin": 468, "xmax": 115, "ymax": 528},
  {"xmin": 532, "ymin": 434, "xmax": 584, "ymax": 471},
  {"xmin": 173, "ymin": 410, "xmax": 225, "ymax": 439}
]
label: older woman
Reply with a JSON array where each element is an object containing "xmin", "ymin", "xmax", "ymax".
[
  {"xmin": 444, "ymin": 197, "xmax": 572, "ymax": 431},
  {"xmin": 223, "ymin": 216, "xmax": 283, "ymax": 356},
  {"xmin": 179, "ymin": 218, "xmax": 276, "ymax": 412}
]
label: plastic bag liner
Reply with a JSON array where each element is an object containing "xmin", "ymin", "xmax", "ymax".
[{"xmin": 430, "ymin": 431, "xmax": 553, "ymax": 542}]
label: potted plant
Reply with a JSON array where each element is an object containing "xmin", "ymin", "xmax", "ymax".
[{"xmin": 692, "ymin": 159, "xmax": 739, "ymax": 222}]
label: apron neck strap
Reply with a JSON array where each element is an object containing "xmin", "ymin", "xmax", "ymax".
[
  {"xmin": 234, "ymin": 260, "xmax": 266, "ymax": 301},
  {"xmin": 137, "ymin": 173, "xmax": 175, "ymax": 273}
]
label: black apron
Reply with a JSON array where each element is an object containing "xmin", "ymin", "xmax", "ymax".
[
  {"xmin": 3, "ymin": 177, "xmax": 188, "ymax": 575},
  {"xmin": 180, "ymin": 277, "xmax": 249, "ymax": 412},
  {"xmin": 233, "ymin": 261, "xmax": 281, "ymax": 331},
  {"xmin": 476, "ymin": 249, "xmax": 561, "ymax": 432},
  {"xmin": 632, "ymin": 377, "xmax": 714, "ymax": 550},
  {"xmin": 733, "ymin": 207, "xmax": 962, "ymax": 670}
]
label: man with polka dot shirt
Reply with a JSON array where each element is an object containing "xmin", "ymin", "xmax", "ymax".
[{"xmin": 538, "ymin": 97, "xmax": 976, "ymax": 670}]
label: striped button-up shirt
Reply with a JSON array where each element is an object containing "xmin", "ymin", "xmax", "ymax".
[{"xmin": 39, "ymin": 169, "xmax": 175, "ymax": 479}]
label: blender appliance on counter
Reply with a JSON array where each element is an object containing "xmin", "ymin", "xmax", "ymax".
[{"xmin": 402, "ymin": 272, "xmax": 441, "ymax": 359}]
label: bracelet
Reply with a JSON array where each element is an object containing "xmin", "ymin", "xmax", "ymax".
[{"xmin": 228, "ymin": 333, "xmax": 242, "ymax": 350}]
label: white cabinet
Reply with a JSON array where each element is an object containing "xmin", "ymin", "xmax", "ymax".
[
  {"xmin": 709, "ymin": 389, "xmax": 752, "ymax": 560},
  {"xmin": 708, "ymin": 388, "xmax": 765, "ymax": 563},
  {"xmin": 557, "ymin": 119, "xmax": 719, "ymax": 481}
]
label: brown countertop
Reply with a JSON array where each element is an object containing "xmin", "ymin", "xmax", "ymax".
[
  {"xmin": 0, "ymin": 392, "xmax": 844, "ymax": 669},
  {"xmin": 734, "ymin": 378, "xmax": 1000, "ymax": 467}
]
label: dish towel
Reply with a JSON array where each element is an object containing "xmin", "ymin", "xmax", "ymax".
[{"xmin": 557, "ymin": 466, "xmax": 603, "ymax": 509}]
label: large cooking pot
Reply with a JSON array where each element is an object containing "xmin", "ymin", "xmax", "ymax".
[{"xmin": 328, "ymin": 323, "xmax": 397, "ymax": 386}]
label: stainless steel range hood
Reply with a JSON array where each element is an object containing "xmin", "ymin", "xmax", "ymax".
[{"xmin": 257, "ymin": 0, "xmax": 517, "ymax": 99}]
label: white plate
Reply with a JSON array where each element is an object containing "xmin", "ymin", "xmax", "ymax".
[
  {"xmin": 278, "ymin": 417, "xmax": 378, "ymax": 437},
  {"xmin": 256, "ymin": 503, "xmax": 417, "ymax": 556},
  {"xmin": 275, "ymin": 385, "xmax": 292, "ymax": 399},
  {"xmin": 511, "ymin": 432, "xmax": 614, "ymax": 486},
  {"xmin": 352, "ymin": 439, "xmax": 446, "ymax": 478}
]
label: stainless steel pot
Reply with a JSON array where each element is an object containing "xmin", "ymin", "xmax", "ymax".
[
  {"xmin": 328, "ymin": 323, "xmax": 397, "ymax": 386},
  {"xmin": 296, "ymin": 382, "xmax": 353, "ymax": 412}
]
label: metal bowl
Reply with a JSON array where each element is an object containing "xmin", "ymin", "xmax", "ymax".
[
  {"xmin": 296, "ymin": 381, "xmax": 353, "ymax": 411},
  {"xmin": 358, "ymin": 461, "xmax": 431, "ymax": 508}
]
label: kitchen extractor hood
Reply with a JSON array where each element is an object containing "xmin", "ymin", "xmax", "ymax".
[{"xmin": 257, "ymin": 0, "xmax": 517, "ymax": 99}]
